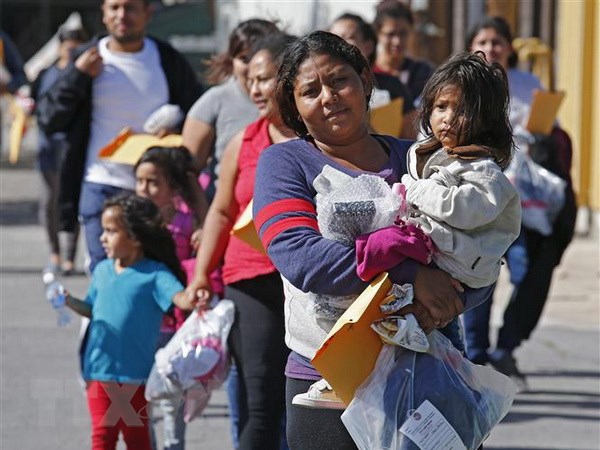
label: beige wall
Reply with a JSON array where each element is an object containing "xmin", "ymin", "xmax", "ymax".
[{"xmin": 556, "ymin": 0, "xmax": 599, "ymax": 210}]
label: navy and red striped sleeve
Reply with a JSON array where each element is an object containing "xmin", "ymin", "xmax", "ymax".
[
  {"xmin": 253, "ymin": 140, "xmax": 370, "ymax": 295},
  {"xmin": 254, "ymin": 139, "xmax": 419, "ymax": 295}
]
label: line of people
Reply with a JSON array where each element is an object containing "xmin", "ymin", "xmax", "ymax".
[{"xmin": 25, "ymin": 0, "xmax": 576, "ymax": 449}]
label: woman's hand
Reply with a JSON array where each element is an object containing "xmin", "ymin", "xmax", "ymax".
[
  {"xmin": 395, "ymin": 301, "xmax": 438, "ymax": 334},
  {"xmin": 185, "ymin": 272, "xmax": 213, "ymax": 311},
  {"xmin": 412, "ymin": 265, "xmax": 464, "ymax": 328},
  {"xmin": 190, "ymin": 228, "xmax": 202, "ymax": 252}
]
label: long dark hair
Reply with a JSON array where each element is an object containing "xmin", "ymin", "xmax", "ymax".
[
  {"xmin": 134, "ymin": 146, "xmax": 200, "ymax": 219},
  {"xmin": 465, "ymin": 16, "xmax": 518, "ymax": 68},
  {"xmin": 204, "ymin": 18, "xmax": 280, "ymax": 85},
  {"xmin": 275, "ymin": 31, "xmax": 373, "ymax": 137},
  {"xmin": 418, "ymin": 51, "xmax": 514, "ymax": 169},
  {"xmin": 330, "ymin": 13, "xmax": 378, "ymax": 65},
  {"xmin": 104, "ymin": 193, "xmax": 186, "ymax": 284}
]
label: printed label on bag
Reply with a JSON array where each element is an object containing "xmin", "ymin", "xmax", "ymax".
[{"xmin": 399, "ymin": 400, "xmax": 467, "ymax": 450}]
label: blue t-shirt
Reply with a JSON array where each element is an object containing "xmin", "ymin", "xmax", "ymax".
[{"xmin": 83, "ymin": 258, "xmax": 184, "ymax": 383}]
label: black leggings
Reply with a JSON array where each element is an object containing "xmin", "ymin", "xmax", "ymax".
[
  {"xmin": 226, "ymin": 273, "xmax": 289, "ymax": 450},
  {"xmin": 286, "ymin": 377, "xmax": 357, "ymax": 450}
]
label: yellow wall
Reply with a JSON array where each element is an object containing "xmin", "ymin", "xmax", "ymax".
[{"xmin": 556, "ymin": 0, "xmax": 599, "ymax": 209}]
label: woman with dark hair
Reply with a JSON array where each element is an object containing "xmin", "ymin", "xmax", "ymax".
[
  {"xmin": 187, "ymin": 33, "xmax": 297, "ymax": 450},
  {"xmin": 463, "ymin": 16, "xmax": 577, "ymax": 389},
  {"xmin": 32, "ymin": 27, "xmax": 89, "ymax": 275},
  {"xmin": 466, "ymin": 16, "xmax": 538, "ymax": 127},
  {"xmin": 181, "ymin": 19, "xmax": 280, "ymax": 447},
  {"xmin": 182, "ymin": 18, "xmax": 280, "ymax": 201},
  {"xmin": 373, "ymin": 1, "xmax": 434, "ymax": 108},
  {"xmin": 252, "ymin": 31, "xmax": 465, "ymax": 450},
  {"xmin": 329, "ymin": 12, "xmax": 417, "ymax": 138}
]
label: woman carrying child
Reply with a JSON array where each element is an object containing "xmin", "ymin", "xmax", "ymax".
[
  {"xmin": 290, "ymin": 50, "xmax": 521, "ymax": 419},
  {"xmin": 64, "ymin": 194, "xmax": 198, "ymax": 449},
  {"xmin": 252, "ymin": 31, "xmax": 465, "ymax": 450}
]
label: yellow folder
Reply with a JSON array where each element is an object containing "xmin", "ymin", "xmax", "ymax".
[
  {"xmin": 230, "ymin": 199, "xmax": 265, "ymax": 254},
  {"xmin": 9, "ymin": 98, "xmax": 27, "ymax": 164},
  {"xmin": 526, "ymin": 90, "xmax": 565, "ymax": 135},
  {"xmin": 98, "ymin": 127, "xmax": 183, "ymax": 165},
  {"xmin": 369, "ymin": 97, "xmax": 404, "ymax": 137},
  {"xmin": 311, "ymin": 272, "xmax": 393, "ymax": 405}
]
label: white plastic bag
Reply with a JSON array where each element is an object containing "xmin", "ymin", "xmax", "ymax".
[
  {"xmin": 145, "ymin": 300, "xmax": 234, "ymax": 422},
  {"xmin": 341, "ymin": 332, "xmax": 517, "ymax": 450},
  {"xmin": 371, "ymin": 284, "xmax": 429, "ymax": 352},
  {"xmin": 143, "ymin": 103, "xmax": 184, "ymax": 134},
  {"xmin": 505, "ymin": 149, "xmax": 566, "ymax": 236}
]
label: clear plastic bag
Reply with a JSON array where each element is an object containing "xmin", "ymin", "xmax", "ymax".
[
  {"xmin": 145, "ymin": 299, "xmax": 234, "ymax": 422},
  {"xmin": 310, "ymin": 168, "xmax": 402, "ymax": 319},
  {"xmin": 314, "ymin": 168, "xmax": 401, "ymax": 246},
  {"xmin": 505, "ymin": 148, "xmax": 566, "ymax": 236},
  {"xmin": 341, "ymin": 332, "xmax": 517, "ymax": 450}
]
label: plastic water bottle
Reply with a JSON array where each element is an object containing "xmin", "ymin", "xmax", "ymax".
[{"xmin": 43, "ymin": 272, "xmax": 71, "ymax": 327}]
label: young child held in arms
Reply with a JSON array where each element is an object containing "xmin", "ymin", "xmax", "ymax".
[
  {"xmin": 296, "ymin": 51, "xmax": 521, "ymax": 409},
  {"xmin": 134, "ymin": 145, "xmax": 222, "ymax": 449},
  {"xmin": 64, "ymin": 193, "xmax": 198, "ymax": 449}
]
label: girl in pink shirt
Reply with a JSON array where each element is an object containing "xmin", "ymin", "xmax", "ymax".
[{"xmin": 135, "ymin": 145, "xmax": 222, "ymax": 449}]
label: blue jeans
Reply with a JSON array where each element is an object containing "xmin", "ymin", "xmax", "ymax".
[
  {"xmin": 462, "ymin": 300, "xmax": 492, "ymax": 364},
  {"xmin": 79, "ymin": 181, "xmax": 131, "ymax": 273},
  {"xmin": 226, "ymin": 364, "xmax": 242, "ymax": 449}
]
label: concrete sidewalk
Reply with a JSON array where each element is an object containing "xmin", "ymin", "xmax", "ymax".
[{"xmin": 1, "ymin": 165, "xmax": 598, "ymax": 450}]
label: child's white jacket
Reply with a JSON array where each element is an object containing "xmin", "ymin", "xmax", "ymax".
[{"xmin": 402, "ymin": 143, "xmax": 521, "ymax": 288}]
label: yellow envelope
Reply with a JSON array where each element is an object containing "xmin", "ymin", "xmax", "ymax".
[
  {"xmin": 98, "ymin": 127, "xmax": 183, "ymax": 165},
  {"xmin": 311, "ymin": 272, "xmax": 393, "ymax": 405},
  {"xmin": 230, "ymin": 199, "xmax": 266, "ymax": 254},
  {"xmin": 9, "ymin": 98, "xmax": 27, "ymax": 164},
  {"xmin": 526, "ymin": 90, "xmax": 565, "ymax": 135},
  {"xmin": 370, "ymin": 97, "xmax": 404, "ymax": 137}
]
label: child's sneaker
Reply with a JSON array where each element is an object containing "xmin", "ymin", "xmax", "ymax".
[{"xmin": 292, "ymin": 379, "xmax": 346, "ymax": 410}]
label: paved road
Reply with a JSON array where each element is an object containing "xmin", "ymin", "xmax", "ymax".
[{"xmin": 1, "ymin": 165, "xmax": 598, "ymax": 450}]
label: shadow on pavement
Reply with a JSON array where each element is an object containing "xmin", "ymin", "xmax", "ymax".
[
  {"xmin": 486, "ymin": 447, "xmax": 599, "ymax": 450},
  {"xmin": 524, "ymin": 370, "xmax": 600, "ymax": 378},
  {"xmin": 0, "ymin": 200, "xmax": 38, "ymax": 225},
  {"xmin": 502, "ymin": 409, "xmax": 598, "ymax": 423},
  {"xmin": 513, "ymin": 396, "xmax": 600, "ymax": 411},
  {"xmin": 522, "ymin": 389, "xmax": 600, "ymax": 397},
  {"xmin": 0, "ymin": 266, "xmax": 87, "ymax": 276}
]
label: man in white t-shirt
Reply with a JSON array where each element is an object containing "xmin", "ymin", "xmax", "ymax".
[{"xmin": 37, "ymin": 0, "xmax": 203, "ymax": 272}]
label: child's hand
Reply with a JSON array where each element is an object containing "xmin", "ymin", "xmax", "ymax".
[
  {"xmin": 173, "ymin": 291, "xmax": 198, "ymax": 312},
  {"xmin": 185, "ymin": 273, "xmax": 212, "ymax": 311}
]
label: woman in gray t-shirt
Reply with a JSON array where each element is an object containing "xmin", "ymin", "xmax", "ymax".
[{"xmin": 182, "ymin": 19, "xmax": 279, "ymax": 201}]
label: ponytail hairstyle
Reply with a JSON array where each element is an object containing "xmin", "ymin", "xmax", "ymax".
[
  {"xmin": 204, "ymin": 18, "xmax": 280, "ymax": 85},
  {"xmin": 103, "ymin": 193, "xmax": 186, "ymax": 284},
  {"xmin": 134, "ymin": 146, "xmax": 200, "ymax": 220}
]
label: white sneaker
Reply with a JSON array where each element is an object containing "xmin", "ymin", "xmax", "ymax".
[{"xmin": 292, "ymin": 379, "xmax": 346, "ymax": 410}]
